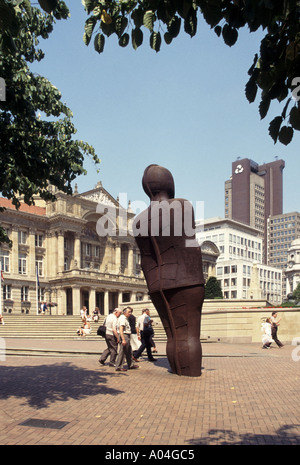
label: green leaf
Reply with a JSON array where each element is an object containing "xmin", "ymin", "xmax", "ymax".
[
  {"xmin": 150, "ymin": 31, "xmax": 161, "ymax": 52},
  {"xmin": 115, "ymin": 16, "xmax": 128, "ymax": 38},
  {"xmin": 94, "ymin": 33, "xmax": 105, "ymax": 53},
  {"xmin": 132, "ymin": 28, "xmax": 143, "ymax": 50},
  {"xmin": 201, "ymin": 1, "xmax": 223, "ymax": 28},
  {"xmin": 84, "ymin": 16, "xmax": 97, "ymax": 38},
  {"xmin": 38, "ymin": 0, "xmax": 58, "ymax": 14},
  {"xmin": 245, "ymin": 76, "xmax": 258, "ymax": 103},
  {"xmin": 83, "ymin": 32, "xmax": 91, "ymax": 46},
  {"xmin": 164, "ymin": 32, "xmax": 173, "ymax": 45},
  {"xmin": 222, "ymin": 24, "xmax": 238, "ymax": 47},
  {"xmin": 131, "ymin": 8, "xmax": 144, "ymax": 28},
  {"xmin": 259, "ymin": 96, "xmax": 271, "ymax": 119},
  {"xmin": 214, "ymin": 25, "xmax": 222, "ymax": 37},
  {"xmin": 281, "ymin": 97, "xmax": 291, "ymax": 119},
  {"xmin": 101, "ymin": 21, "xmax": 115, "ymax": 37},
  {"xmin": 289, "ymin": 106, "xmax": 300, "ymax": 130},
  {"xmin": 168, "ymin": 16, "xmax": 181, "ymax": 38},
  {"xmin": 143, "ymin": 11, "xmax": 155, "ymax": 32},
  {"xmin": 184, "ymin": 8, "xmax": 197, "ymax": 38},
  {"xmin": 119, "ymin": 33, "xmax": 129, "ymax": 47},
  {"xmin": 278, "ymin": 126, "xmax": 293, "ymax": 145},
  {"xmin": 82, "ymin": 0, "xmax": 96, "ymax": 14},
  {"xmin": 268, "ymin": 116, "xmax": 283, "ymax": 143}
]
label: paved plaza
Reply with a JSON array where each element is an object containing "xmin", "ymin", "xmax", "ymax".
[{"xmin": 1, "ymin": 337, "xmax": 300, "ymax": 448}]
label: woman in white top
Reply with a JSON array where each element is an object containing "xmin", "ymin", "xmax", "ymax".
[{"xmin": 261, "ymin": 318, "xmax": 273, "ymax": 348}]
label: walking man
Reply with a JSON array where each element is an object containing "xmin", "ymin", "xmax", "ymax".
[
  {"xmin": 270, "ymin": 311, "xmax": 284, "ymax": 347},
  {"xmin": 99, "ymin": 308, "xmax": 122, "ymax": 366},
  {"xmin": 133, "ymin": 309, "xmax": 157, "ymax": 362},
  {"xmin": 115, "ymin": 307, "xmax": 139, "ymax": 372}
]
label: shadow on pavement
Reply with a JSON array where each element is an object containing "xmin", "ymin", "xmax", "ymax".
[
  {"xmin": 0, "ymin": 362, "xmax": 124, "ymax": 409},
  {"xmin": 187, "ymin": 424, "xmax": 300, "ymax": 445}
]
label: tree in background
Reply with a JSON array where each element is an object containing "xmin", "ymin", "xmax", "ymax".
[
  {"xmin": 292, "ymin": 282, "xmax": 300, "ymax": 304},
  {"xmin": 0, "ymin": 0, "xmax": 100, "ymax": 244},
  {"xmin": 80, "ymin": 0, "xmax": 300, "ymax": 147},
  {"xmin": 204, "ymin": 276, "xmax": 223, "ymax": 299}
]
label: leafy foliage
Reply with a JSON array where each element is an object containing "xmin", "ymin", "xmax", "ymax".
[
  {"xmin": 80, "ymin": 0, "xmax": 300, "ymax": 146},
  {"xmin": 292, "ymin": 282, "xmax": 300, "ymax": 304},
  {"xmin": 0, "ymin": 0, "xmax": 100, "ymax": 244},
  {"xmin": 204, "ymin": 276, "xmax": 223, "ymax": 299}
]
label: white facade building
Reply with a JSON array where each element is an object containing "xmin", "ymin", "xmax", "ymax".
[
  {"xmin": 285, "ymin": 238, "xmax": 300, "ymax": 297},
  {"xmin": 196, "ymin": 217, "xmax": 282, "ymax": 305}
]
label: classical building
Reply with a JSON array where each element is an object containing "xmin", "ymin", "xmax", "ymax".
[
  {"xmin": 285, "ymin": 238, "xmax": 300, "ymax": 297},
  {"xmin": 0, "ymin": 182, "xmax": 147, "ymax": 316},
  {"xmin": 225, "ymin": 157, "xmax": 285, "ymax": 263},
  {"xmin": 200, "ymin": 240, "xmax": 220, "ymax": 281},
  {"xmin": 267, "ymin": 211, "xmax": 300, "ymax": 298},
  {"xmin": 0, "ymin": 182, "xmax": 220, "ymax": 316}
]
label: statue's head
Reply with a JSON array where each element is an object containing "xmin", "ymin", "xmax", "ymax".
[{"xmin": 142, "ymin": 164, "xmax": 175, "ymax": 200}]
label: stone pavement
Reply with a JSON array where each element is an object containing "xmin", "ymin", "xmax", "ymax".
[{"xmin": 1, "ymin": 337, "xmax": 300, "ymax": 448}]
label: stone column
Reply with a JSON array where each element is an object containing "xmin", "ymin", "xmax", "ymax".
[
  {"xmin": 28, "ymin": 228, "xmax": 36, "ymax": 277},
  {"xmin": 72, "ymin": 287, "xmax": 81, "ymax": 315},
  {"xmin": 118, "ymin": 290, "xmax": 122, "ymax": 306},
  {"xmin": 57, "ymin": 230, "xmax": 64, "ymax": 273},
  {"xmin": 73, "ymin": 233, "xmax": 81, "ymax": 269},
  {"xmin": 57, "ymin": 288, "xmax": 67, "ymax": 315},
  {"xmin": 128, "ymin": 245, "xmax": 133, "ymax": 276},
  {"xmin": 115, "ymin": 244, "xmax": 121, "ymax": 273},
  {"xmin": 11, "ymin": 226, "xmax": 18, "ymax": 275},
  {"xmin": 104, "ymin": 289, "xmax": 109, "ymax": 315},
  {"xmin": 89, "ymin": 288, "xmax": 96, "ymax": 314},
  {"xmin": 46, "ymin": 231, "xmax": 57, "ymax": 277}
]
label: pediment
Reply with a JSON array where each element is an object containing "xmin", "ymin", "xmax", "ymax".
[{"xmin": 80, "ymin": 182, "xmax": 118, "ymax": 207}]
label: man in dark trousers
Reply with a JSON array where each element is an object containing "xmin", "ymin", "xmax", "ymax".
[
  {"xmin": 271, "ymin": 312, "xmax": 284, "ymax": 347},
  {"xmin": 133, "ymin": 308, "xmax": 156, "ymax": 362}
]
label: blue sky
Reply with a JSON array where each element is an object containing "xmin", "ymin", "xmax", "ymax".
[{"xmin": 31, "ymin": 2, "xmax": 299, "ymax": 219}]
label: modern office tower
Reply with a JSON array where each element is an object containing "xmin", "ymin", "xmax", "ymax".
[
  {"xmin": 225, "ymin": 157, "xmax": 285, "ymax": 263},
  {"xmin": 267, "ymin": 212, "xmax": 300, "ymax": 267}
]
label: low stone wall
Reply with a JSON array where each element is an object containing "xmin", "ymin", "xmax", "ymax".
[
  {"xmin": 127, "ymin": 299, "xmax": 300, "ymax": 344},
  {"xmin": 201, "ymin": 307, "xmax": 300, "ymax": 344}
]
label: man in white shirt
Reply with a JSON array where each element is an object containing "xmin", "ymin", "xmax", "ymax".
[
  {"xmin": 115, "ymin": 307, "xmax": 139, "ymax": 371},
  {"xmin": 99, "ymin": 308, "xmax": 122, "ymax": 366}
]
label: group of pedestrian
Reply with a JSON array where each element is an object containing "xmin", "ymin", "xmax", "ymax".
[
  {"xmin": 99, "ymin": 307, "xmax": 157, "ymax": 372},
  {"xmin": 77, "ymin": 306, "xmax": 100, "ymax": 336},
  {"xmin": 39, "ymin": 301, "xmax": 48, "ymax": 314},
  {"xmin": 261, "ymin": 311, "xmax": 284, "ymax": 349},
  {"xmin": 77, "ymin": 307, "xmax": 92, "ymax": 337}
]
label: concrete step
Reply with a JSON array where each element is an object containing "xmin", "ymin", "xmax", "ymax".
[
  {"xmin": 0, "ymin": 314, "xmax": 168, "ymax": 341},
  {"xmin": 0, "ymin": 314, "xmax": 214, "ymax": 343}
]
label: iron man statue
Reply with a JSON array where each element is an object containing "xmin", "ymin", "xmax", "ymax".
[{"xmin": 133, "ymin": 164, "xmax": 205, "ymax": 377}]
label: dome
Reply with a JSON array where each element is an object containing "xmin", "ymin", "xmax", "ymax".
[{"xmin": 289, "ymin": 238, "xmax": 300, "ymax": 251}]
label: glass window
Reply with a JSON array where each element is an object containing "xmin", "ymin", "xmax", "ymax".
[{"xmin": 18, "ymin": 253, "xmax": 27, "ymax": 274}]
